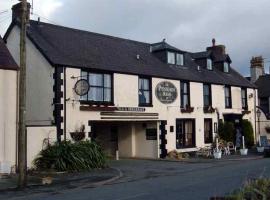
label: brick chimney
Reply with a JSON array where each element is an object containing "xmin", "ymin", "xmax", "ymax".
[
  {"xmin": 12, "ymin": 1, "xmax": 31, "ymax": 23},
  {"xmin": 250, "ymin": 56, "xmax": 265, "ymax": 83},
  {"xmin": 206, "ymin": 38, "xmax": 226, "ymax": 57}
]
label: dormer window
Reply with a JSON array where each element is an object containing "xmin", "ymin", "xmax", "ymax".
[
  {"xmin": 167, "ymin": 52, "xmax": 184, "ymax": 65},
  {"xmin": 167, "ymin": 52, "xmax": 175, "ymax": 64},
  {"xmin": 206, "ymin": 59, "xmax": 212, "ymax": 70},
  {"xmin": 224, "ymin": 62, "xmax": 229, "ymax": 73}
]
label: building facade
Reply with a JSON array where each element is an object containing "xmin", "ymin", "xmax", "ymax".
[
  {"xmin": 0, "ymin": 37, "xmax": 18, "ymax": 173},
  {"xmin": 4, "ymin": 2, "xmax": 257, "ymax": 162},
  {"xmin": 248, "ymin": 56, "xmax": 270, "ymax": 143}
]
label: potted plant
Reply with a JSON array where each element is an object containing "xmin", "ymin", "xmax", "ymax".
[
  {"xmin": 213, "ymin": 149, "xmax": 222, "ymax": 159},
  {"xmin": 256, "ymin": 139, "xmax": 264, "ymax": 153},
  {"xmin": 181, "ymin": 105, "xmax": 194, "ymax": 113},
  {"xmin": 213, "ymin": 138, "xmax": 222, "ymax": 159},
  {"xmin": 240, "ymin": 136, "xmax": 248, "ymax": 156},
  {"xmin": 203, "ymin": 106, "xmax": 215, "ymax": 113},
  {"xmin": 70, "ymin": 124, "xmax": 86, "ymax": 142}
]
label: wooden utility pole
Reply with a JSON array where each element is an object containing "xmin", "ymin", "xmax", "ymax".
[{"xmin": 18, "ymin": 0, "xmax": 27, "ymax": 189}]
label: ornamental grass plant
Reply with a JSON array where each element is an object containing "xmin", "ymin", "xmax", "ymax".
[{"xmin": 33, "ymin": 140, "xmax": 107, "ymax": 172}]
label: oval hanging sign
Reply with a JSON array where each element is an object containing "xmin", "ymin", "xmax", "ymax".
[
  {"xmin": 155, "ymin": 81, "xmax": 177, "ymax": 104},
  {"xmin": 74, "ymin": 79, "xmax": 90, "ymax": 96}
]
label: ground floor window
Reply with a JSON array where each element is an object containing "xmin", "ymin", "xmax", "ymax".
[
  {"xmin": 204, "ymin": 119, "xmax": 213, "ymax": 144},
  {"xmin": 176, "ymin": 119, "xmax": 195, "ymax": 148}
]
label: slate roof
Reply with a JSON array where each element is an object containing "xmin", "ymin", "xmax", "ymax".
[
  {"xmin": 6, "ymin": 20, "xmax": 254, "ymax": 88},
  {"xmin": 255, "ymin": 75, "xmax": 270, "ymax": 97},
  {"xmin": 151, "ymin": 41, "xmax": 184, "ymax": 52},
  {"xmin": 0, "ymin": 36, "xmax": 18, "ymax": 70},
  {"xmin": 191, "ymin": 51, "xmax": 211, "ymax": 59}
]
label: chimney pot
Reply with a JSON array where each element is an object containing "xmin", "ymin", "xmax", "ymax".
[{"xmin": 212, "ymin": 38, "xmax": 216, "ymax": 46}]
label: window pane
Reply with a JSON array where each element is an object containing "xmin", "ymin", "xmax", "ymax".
[
  {"xmin": 185, "ymin": 121, "xmax": 193, "ymax": 146},
  {"xmin": 181, "ymin": 82, "xmax": 188, "ymax": 93},
  {"xmin": 183, "ymin": 95, "xmax": 189, "ymax": 107},
  {"xmin": 104, "ymin": 88, "xmax": 111, "ymax": 102},
  {"xmin": 81, "ymin": 71, "xmax": 88, "ymax": 79},
  {"xmin": 203, "ymin": 85, "xmax": 209, "ymax": 95},
  {"xmin": 207, "ymin": 59, "xmax": 212, "ymax": 70},
  {"xmin": 139, "ymin": 78, "xmax": 143, "ymax": 90},
  {"xmin": 167, "ymin": 52, "xmax": 175, "ymax": 64},
  {"xmin": 143, "ymin": 79, "xmax": 149, "ymax": 90},
  {"xmin": 225, "ymin": 87, "xmax": 229, "ymax": 97},
  {"xmin": 143, "ymin": 91, "xmax": 150, "ymax": 104},
  {"xmin": 204, "ymin": 96, "xmax": 209, "ymax": 107},
  {"xmin": 89, "ymin": 87, "xmax": 103, "ymax": 101},
  {"xmin": 224, "ymin": 62, "xmax": 229, "ymax": 72},
  {"xmin": 176, "ymin": 53, "xmax": 184, "ymax": 65},
  {"xmin": 104, "ymin": 74, "xmax": 111, "ymax": 88},
  {"xmin": 89, "ymin": 73, "xmax": 103, "ymax": 86}
]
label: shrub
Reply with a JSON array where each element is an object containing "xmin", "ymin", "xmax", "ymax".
[
  {"xmin": 227, "ymin": 179, "xmax": 270, "ymax": 199},
  {"xmin": 241, "ymin": 119, "xmax": 254, "ymax": 148},
  {"xmin": 218, "ymin": 121, "xmax": 235, "ymax": 142},
  {"xmin": 33, "ymin": 140, "xmax": 107, "ymax": 172}
]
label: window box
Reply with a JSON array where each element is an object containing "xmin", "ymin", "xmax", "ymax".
[
  {"xmin": 181, "ymin": 106, "xmax": 194, "ymax": 113},
  {"xmin": 203, "ymin": 106, "xmax": 215, "ymax": 113},
  {"xmin": 70, "ymin": 132, "xmax": 86, "ymax": 142},
  {"xmin": 242, "ymin": 110, "xmax": 251, "ymax": 115}
]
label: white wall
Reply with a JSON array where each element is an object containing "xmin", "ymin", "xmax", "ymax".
[
  {"xmin": 0, "ymin": 69, "xmax": 17, "ymax": 173},
  {"xmin": 63, "ymin": 67, "xmax": 257, "ymax": 155},
  {"xmin": 6, "ymin": 26, "xmax": 54, "ymax": 126},
  {"xmin": 27, "ymin": 126, "xmax": 57, "ymax": 167}
]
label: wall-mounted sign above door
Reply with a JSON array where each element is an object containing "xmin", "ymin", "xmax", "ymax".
[{"xmin": 155, "ymin": 81, "xmax": 177, "ymax": 104}]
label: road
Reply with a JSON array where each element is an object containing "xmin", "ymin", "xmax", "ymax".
[{"xmin": 1, "ymin": 158, "xmax": 270, "ymax": 200}]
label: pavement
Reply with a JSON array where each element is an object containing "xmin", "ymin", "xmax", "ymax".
[
  {"xmin": 0, "ymin": 154, "xmax": 268, "ymax": 200},
  {"xmin": 0, "ymin": 167, "xmax": 121, "ymax": 192}
]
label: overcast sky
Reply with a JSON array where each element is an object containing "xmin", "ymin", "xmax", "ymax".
[{"xmin": 1, "ymin": 0, "xmax": 270, "ymax": 76}]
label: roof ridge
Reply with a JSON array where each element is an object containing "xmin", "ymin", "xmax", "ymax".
[{"xmin": 30, "ymin": 20, "xmax": 151, "ymax": 46}]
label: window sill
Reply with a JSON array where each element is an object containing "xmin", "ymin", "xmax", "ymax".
[
  {"xmin": 176, "ymin": 145, "xmax": 196, "ymax": 149},
  {"xmin": 181, "ymin": 107, "xmax": 194, "ymax": 113},
  {"xmin": 138, "ymin": 104, "xmax": 153, "ymax": 107},
  {"xmin": 80, "ymin": 100, "xmax": 114, "ymax": 106},
  {"xmin": 203, "ymin": 106, "xmax": 215, "ymax": 113}
]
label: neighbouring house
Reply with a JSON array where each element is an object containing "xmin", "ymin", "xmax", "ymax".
[
  {"xmin": 4, "ymin": 2, "xmax": 257, "ymax": 162},
  {"xmin": 248, "ymin": 56, "xmax": 270, "ymax": 142},
  {"xmin": 0, "ymin": 36, "xmax": 18, "ymax": 173}
]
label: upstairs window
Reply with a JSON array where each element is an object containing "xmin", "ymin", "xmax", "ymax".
[
  {"xmin": 241, "ymin": 88, "xmax": 248, "ymax": 109},
  {"xmin": 167, "ymin": 52, "xmax": 176, "ymax": 64},
  {"xmin": 224, "ymin": 86, "xmax": 232, "ymax": 108},
  {"xmin": 139, "ymin": 77, "xmax": 152, "ymax": 106},
  {"xmin": 167, "ymin": 52, "xmax": 184, "ymax": 65},
  {"xmin": 176, "ymin": 53, "xmax": 184, "ymax": 65},
  {"xmin": 224, "ymin": 62, "xmax": 229, "ymax": 73},
  {"xmin": 81, "ymin": 71, "xmax": 112, "ymax": 104},
  {"xmin": 203, "ymin": 84, "xmax": 212, "ymax": 107},
  {"xmin": 180, "ymin": 81, "xmax": 190, "ymax": 108},
  {"xmin": 207, "ymin": 59, "xmax": 212, "ymax": 70}
]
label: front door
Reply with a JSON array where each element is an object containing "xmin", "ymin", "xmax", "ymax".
[{"xmin": 176, "ymin": 119, "xmax": 196, "ymax": 149}]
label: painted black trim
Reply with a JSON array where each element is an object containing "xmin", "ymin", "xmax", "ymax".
[
  {"xmin": 204, "ymin": 118, "xmax": 213, "ymax": 144},
  {"xmin": 203, "ymin": 83, "xmax": 212, "ymax": 107},
  {"xmin": 53, "ymin": 66, "xmax": 64, "ymax": 142},
  {"xmin": 225, "ymin": 85, "xmax": 232, "ymax": 109},
  {"xmin": 176, "ymin": 118, "xmax": 196, "ymax": 149},
  {"xmin": 138, "ymin": 76, "xmax": 153, "ymax": 107},
  {"xmin": 64, "ymin": 67, "xmax": 67, "ymax": 141},
  {"xmin": 80, "ymin": 70, "xmax": 114, "ymax": 105},
  {"xmin": 180, "ymin": 81, "xmax": 190, "ymax": 108},
  {"xmin": 159, "ymin": 120, "xmax": 167, "ymax": 158}
]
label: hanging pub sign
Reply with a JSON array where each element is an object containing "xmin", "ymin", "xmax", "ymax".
[
  {"xmin": 74, "ymin": 79, "xmax": 90, "ymax": 96},
  {"xmin": 155, "ymin": 81, "xmax": 177, "ymax": 104}
]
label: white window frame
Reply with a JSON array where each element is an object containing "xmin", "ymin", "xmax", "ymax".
[{"xmin": 207, "ymin": 59, "xmax": 212, "ymax": 70}]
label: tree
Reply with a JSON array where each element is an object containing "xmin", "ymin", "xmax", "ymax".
[{"xmin": 242, "ymin": 119, "xmax": 255, "ymax": 148}]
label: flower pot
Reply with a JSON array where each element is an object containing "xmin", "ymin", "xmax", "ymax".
[
  {"xmin": 213, "ymin": 151, "xmax": 222, "ymax": 159},
  {"xmin": 257, "ymin": 146, "xmax": 265, "ymax": 153},
  {"xmin": 240, "ymin": 148, "xmax": 248, "ymax": 155}
]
